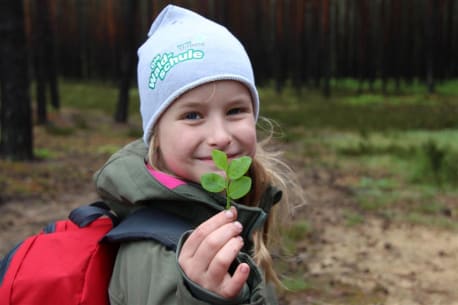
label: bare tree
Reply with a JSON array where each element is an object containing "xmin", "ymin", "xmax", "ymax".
[
  {"xmin": 0, "ymin": 0, "xmax": 33, "ymax": 160},
  {"xmin": 321, "ymin": 0, "xmax": 331, "ymax": 97},
  {"xmin": 31, "ymin": 0, "xmax": 59, "ymax": 125},
  {"xmin": 425, "ymin": 0, "xmax": 438, "ymax": 93},
  {"xmin": 114, "ymin": 0, "xmax": 139, "ymax": 123}
]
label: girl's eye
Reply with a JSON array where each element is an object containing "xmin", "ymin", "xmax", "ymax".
[
  {"xmin": 183, "ymin": 112, "xmax": 201, "ymax": 120},
  {"xmin": 227, "ymin": 108, "xmax": 243, "ymax": 115}
]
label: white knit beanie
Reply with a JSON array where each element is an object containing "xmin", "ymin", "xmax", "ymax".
[{"xmin": 138, "ymin": 4, "xmax": 260, "ymax": 145}]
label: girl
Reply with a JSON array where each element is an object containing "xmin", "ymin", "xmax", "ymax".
[{"xmin": 94, "ymin": 5, "xmax": 301, "ymax": 305}]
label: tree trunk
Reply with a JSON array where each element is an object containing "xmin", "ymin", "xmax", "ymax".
[
  {"xmin": 31, "ymin": 0, "xmax": 59, "ymax": 122},
  {"xmin": 0, "ymin": 0, "xmax": 33, "ymax": 160},
  {"xmin": 445, "ymin": 0, "xmax": 455, "ymax": 78},
  {"xmin": 44, "ymin": 0, "xmax": 60, "ymax": 110},
  {"xmin": 292, "ymin": 0, "xmax": 305, "ymax": 93},
  {"xmin": 273, "ymin": 0, "xmax": 286, "ymax": 93},
  {"xmin": 425, "ymin": 0, "xmax": 438, "ymax": 94},
  {"xmin": 390, "ymin": 0, "xmax": 401, "ymax": 92},
  {"xmin": 357, "ymin": 0, "xmax": 369, "ymax": 93},
  {"xmin": 342, "ymin": 0, "xmax": 351, "ymax": 77},
  {"xmin": 380, "ymin": 0, "xmax": 388, "ymax": 94},
  {"xmin": 321, "ymin": 0, "xmax": 331, "ymax": 97},
  {"xmin": 114, "ymin": 0, "xmax": 138, "ymax": 123},
  {"xmin": 33, "ymin": 0, "xmax": 48, "ymax": 124}
]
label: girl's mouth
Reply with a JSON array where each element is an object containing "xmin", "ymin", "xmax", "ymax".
[{"xmin": 198, "ymin": 153, "xmax": 240, "ymax": 162}]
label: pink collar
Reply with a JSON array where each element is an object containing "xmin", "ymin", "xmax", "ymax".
[{"xmin": 145, "ymin": 164, "xmax": 186, "ymax": 189}]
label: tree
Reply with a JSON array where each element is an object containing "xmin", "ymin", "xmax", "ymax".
[
  {"xmin": 0, "ymin": 0, "xmax": 33, "ymax": 160},
  {"xmin": 425, "ymin": 0, "xmax": 438, "ymax": 93},
  {"xmin": 321, "ymin": 0, "xmax": 331, "ymax": 97},
  {"xmin": 114, "ymin": 0, "xmax": 138, "ymax": 123},
  {"xmin": 32, "ymin": 0, "xmax": 48, "ymax": 124},
  {"xmin": 30, "ymin": 0, "xmax": 60, "ymax": 125}
]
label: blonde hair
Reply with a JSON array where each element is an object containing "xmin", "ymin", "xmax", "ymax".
[{"xmin": 147, "ymin": 117, "xmax": 303, "ymax": 287}]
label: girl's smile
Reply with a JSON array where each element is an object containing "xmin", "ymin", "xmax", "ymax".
[{"xmin": 155, "ymin": 80, "xmax": 257, "ymax": 183}]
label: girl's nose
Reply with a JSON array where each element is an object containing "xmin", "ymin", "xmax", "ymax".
[{"xmin": 207, "ymin": 120, "xmax": 232, "ymax": 148}]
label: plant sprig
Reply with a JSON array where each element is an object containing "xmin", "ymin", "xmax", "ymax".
[{"xmin": 200, "ymin": 149, "xmax": 252, "ymax": 209}]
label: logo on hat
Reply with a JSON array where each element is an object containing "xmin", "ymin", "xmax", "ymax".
[{"xmin": 148, "ymin": 49, "xmax": 205, "ymax": 89}]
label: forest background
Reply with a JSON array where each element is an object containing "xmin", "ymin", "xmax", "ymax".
[{"xmin": 1, "ymin": 1, "xmax": 458, "ymax": 305}]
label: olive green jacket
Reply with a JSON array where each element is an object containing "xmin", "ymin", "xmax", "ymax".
[{"xmin": 93, "ymin": 139, "xmax": 280, "ymax": 305}]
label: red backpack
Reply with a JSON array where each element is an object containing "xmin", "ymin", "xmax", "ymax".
[{"xmin": 0, "ymin": 202, "xmax": 191, "ymax": 305}]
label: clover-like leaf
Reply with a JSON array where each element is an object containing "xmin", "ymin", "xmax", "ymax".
[
  {"xmin": 227, "ymin": 156, "xmax": 252, "ymax": 180},
  {"xmin": 200, "ymin": 150, "xmax": 254, "ymax": 209},
  {"xmin": 201, "ymin": 173, "xmax": 226, "ymax": 193},
  {"xmin": 227, "ymin": 176, "xmax": 252, "ymax": 200},
  {"xmin": 212, "ymin": 149, "xmax": 228, "ymax": 171}
]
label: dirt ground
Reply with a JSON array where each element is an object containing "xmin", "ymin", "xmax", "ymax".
[
  {"xmin": 1, "ymin": 116, "xmax": 457, "ymax": 305},
  {"xmin": 289, "ymin": 184, "xmax": 458, "ymax": 305}
]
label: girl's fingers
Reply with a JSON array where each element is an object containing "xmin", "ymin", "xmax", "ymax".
[
  {"xmin": 206, "ymin": 236, "xmax": 244, "ymax": 282},
  {"xmin": 180, "ymin": 207, "xmax": 237, "ymax": 259},
  {"xmin": 178, "ymin": 207, "xmax": 250, "ymax": 299},
  {"xmin": 190, "ymin": 220, "xmax": 243, "ymax": 273},
  {"xmin": 219, "ymin": 263, "xmax": 251, "ymax": 299}
]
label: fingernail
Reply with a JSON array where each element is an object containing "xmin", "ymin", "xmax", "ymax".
[
  {"xmin": 225, "ymin": 209, "xmax": 234, "ymax": 219},
  {"xmin": 240, "ymin": 263, "xmax": 250, "ymax": 274},
  {"xmin": 238, "ymin": 236, "xmax": 244, "ymax": 244},
  {"xmin": 234, "ymin": 221, "xmax": 243, "ymax": 231}
]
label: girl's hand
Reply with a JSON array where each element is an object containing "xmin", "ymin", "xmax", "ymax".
[{"xmin": 178, "ymin": 207, "xmax": 250, "ymax": 299}]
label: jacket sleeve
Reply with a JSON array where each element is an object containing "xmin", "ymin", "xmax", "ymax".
[
  {"xmin": 108, "ymin": 239, "xmax": 278, "ymax": 305},
  {"xmin": 109, "ymin": 240, "xmax": 210, "ymax": 305},
  {"xmin": 175, "ymin": 231, "xmax": 279, "ymax": 305}
]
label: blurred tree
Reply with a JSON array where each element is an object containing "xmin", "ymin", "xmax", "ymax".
[
  {"xmin": 390, "ymin": 0, "xmax": 402, "ymax": 91},
  {"xmin": 404, "ymin": 0, "xmax": 415, "ymax": 84},
  {"xmin": 380, "ymin": 0, "xmax": 389, "ymax": 94},
  {"xmin": 256, "ymin": 0, "xmax": 276, "ymax": 86},
  {"xmin": 425, "ymin": 0, "xmax": 438, "ymax": 93},
  {"xmin": 273, "ymin": 0, "xmax": 288, "ymax": 92},
  {"xmin": 291, "ymin": 0, "xmax": 306, "ymax": 92},
  {"xmin": 445, "ymin": 0, "xmax": 455, "ymax": 78},
  {"xmin": 309, "ymin": 0, "xmax": 322, "ymax": 88},
  {"xmin": 0, "ymin": 0, "xmax": 33, "ymax": 160},
  {"xmin": 321, "ymin": 0, "xmax": 331, "ymax": 97},
  {"xmin": 56, "ymin": 1, "xmax": 81, "ymax": 77},
  {"xmin": 18, "ymin": 0, "xmax": 458, "ymax": 97},
  {"xmin": 114, "ymin": 0, "xmax": 139, "ymax": 123},
  {"xmin": 31, "ymin": 0, "xmax": 60, "ymax": 125},
  {"xmin": 356, "ymin": 0, "xmax": 369, "ymax": 92}
]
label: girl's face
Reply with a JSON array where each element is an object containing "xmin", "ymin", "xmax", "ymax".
[{"xmin": 155, "ymin": 80, "xmax": 257, "ymax": 183}]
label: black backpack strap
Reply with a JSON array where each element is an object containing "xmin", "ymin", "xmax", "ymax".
[
  {"xmin": 68, "ymin": 201, "xmax": 119, "ymax": 228},
  {"xmin": 102, "ymin": 206, "xmax": 193, "ymax": 251}
]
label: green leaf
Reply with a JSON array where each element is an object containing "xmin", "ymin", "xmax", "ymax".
[
  {"xmin": 227, "ymin": 156, "xmax": 252, "ymax": 179},
  {"xmin": 228, "ymin": 176, "xmax": 252, "ymax": 200},
  {"xmin": 201, "ymin": 173, "xmax": 226, "ymax": 193},
  {"xmin": 212, "ymin": 149, "xmax": 228, "ymax": 171}
]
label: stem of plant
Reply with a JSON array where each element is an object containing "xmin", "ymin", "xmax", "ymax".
[{"xmin": 225, "ymin": 180, "xmax": 230, "ymax": 209}]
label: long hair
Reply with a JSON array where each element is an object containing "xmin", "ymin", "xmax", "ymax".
[
  {"xmin": 147, "ymin": 117, "xmax": 303, "ymax": 287},
  {"xmin": 240, "ymin": 118, "xmax": 302, "ymax": 287}
]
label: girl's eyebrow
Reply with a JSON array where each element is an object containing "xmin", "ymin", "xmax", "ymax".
[
  {"xmin": 175, "ymin": 100, "xmax": 204, "ymax": 108},
  {"xmin": 228, "ymin": 94, "xmax": 252, "ymax": 103}
]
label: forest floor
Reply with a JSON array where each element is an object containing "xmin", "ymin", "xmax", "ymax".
[{"xmin": 1, "ymin": 109, "xmax": 457, "ymax": 305}]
